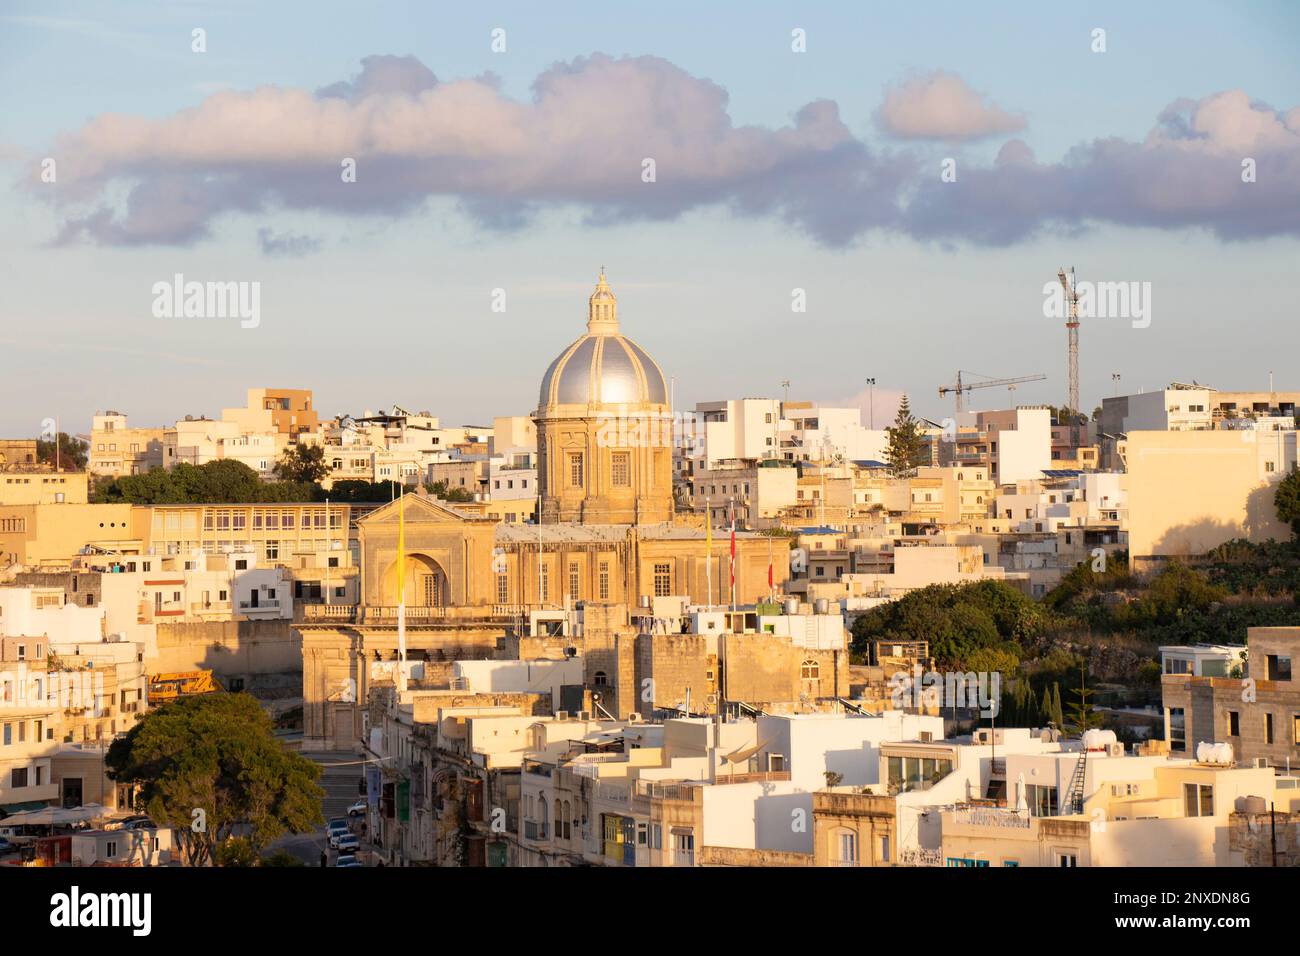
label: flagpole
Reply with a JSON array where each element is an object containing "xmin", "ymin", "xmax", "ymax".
[
  {"xmin": 705, "ymin": 496, "xmax": 713, "ymax": 609},
  {"xmin": 397, "ymin": 488, "xmax": 407, "ymax": 694},
  {"xmin": 325, "ymin": 497, "xmax": 331, "ymax": 606},
  {"xmin": 729, "ymin": 497, "xmax": 736, "ymax": 617}
]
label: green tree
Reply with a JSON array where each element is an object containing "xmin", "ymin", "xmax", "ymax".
[
  {"xmin": 106, "ymin": 694, "xmax": 324, "ymax": 867},
  {"xmin": 1275, "ymin": 467, "xmax": 1300, "ymax": 538},
  {"xmin": 425, "ymin": 479, "xmax": 474, "ymax": 503},
  {"xmin": 327, "ymin": 479, "xmax": 404, "ymax": 503},
  {"xmin": 37, "ymin": 431, "xmax": 89, "ymax": 470},
  {"xmin": 1065, "ymin": 666, "xmax": 1103, "ymax": 735},
  {"xmin": 273, "ymin": 443, "xmax": 329, "ymax": 484},
  {"xmin": 885, "ymin": 394, "xmax": 927, "ymax": 478},
  {"xmin": 1050, "ymin": 683, "xmax": 1065, "ymax": 730},
  {"xmin": 94, "ymin": 460, "xmax": 317, "ymax": 504}
]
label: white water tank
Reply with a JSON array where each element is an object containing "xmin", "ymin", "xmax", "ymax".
[
  {"xmin": 1082, "ymin": 729, "xmax": 1117, "ymax": 751},
  {"xmin": 1195, "ymin": 741, "xmax": 1234, "ymax": 765}
]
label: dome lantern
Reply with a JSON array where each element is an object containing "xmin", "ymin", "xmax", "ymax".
[{"xmin": 587, "ymin": 269, "xmax": 619, "ymax": 334}]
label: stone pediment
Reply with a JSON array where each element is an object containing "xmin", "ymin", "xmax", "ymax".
[{"xmin": 358, "ymin": 493, "xmax": 484, "ymax": 527}]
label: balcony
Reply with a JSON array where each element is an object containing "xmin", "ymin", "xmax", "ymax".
[{"xmin": 951, "ymin": 805, "xmax": 1030, "ymax": 829}]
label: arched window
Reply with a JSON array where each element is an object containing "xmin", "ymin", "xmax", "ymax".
[
  {"xmin": 538, "ymin": 796, "xmax": 549, "ymax": 838},
  {"xmin": 594, "ymin": 671, "xmax": 608, "ymax": 686},
  {"xmin": 801, "ymin": 659, "xmax": 820, "ymax": 680},
  {"xmin": 561, "ymin": 800, "xmax": 572, "ymax": 840}
]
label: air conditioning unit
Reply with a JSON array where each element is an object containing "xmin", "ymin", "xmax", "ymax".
[
  {"xmin": 556, "ymin": 710, "xmax": 570, "ymax": 720},
  {"xmin": 628, "ymin": 712, "xmax": 642, "ymax": 723},
  {"xmin": 578, "ymin": 710, "xmax": 591, "ymax": 720},
  {"xmin": 1253, "ymin": 757, "xmax": 1270, "ymax": 769}
]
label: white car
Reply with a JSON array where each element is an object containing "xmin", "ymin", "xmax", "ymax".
[
  {"xmin": 335, "ymin": 853, "xmax": 361, "ymax": 868},
  {"xmin": 346, "ymin": 800, "xmax": 367, "ymax": 817},
  {"xmin": 336, "ymin": 833, "xmax": 360, "ymax": 853},
  {"xmin": 326, "ymin": 820, "xmax": 350, "ymax": 848}
]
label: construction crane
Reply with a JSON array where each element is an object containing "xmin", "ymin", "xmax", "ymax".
[
  {"xmin": 938, "ymin": 371, "xmax": 1047, "ymax": 415},
  {"xmin": 1058, "ymin": 266, "xmax": 1081, "ymax": 444}
]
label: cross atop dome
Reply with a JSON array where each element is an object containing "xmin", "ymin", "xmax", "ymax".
[{"xmin": 587, "ymin": 268, "xmax": 619, "ymax": 334}]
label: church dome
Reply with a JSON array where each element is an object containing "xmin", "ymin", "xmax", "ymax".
[{"xmin": 538, "ymin": 272, "xmax": 669, "ymax": 409}]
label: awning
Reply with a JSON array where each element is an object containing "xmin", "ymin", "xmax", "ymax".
[
  {"xmin": 723, "ymin": 739, "xmax": 771, "ymax": 765},
  {"xmin": 0, "ymin": 804, "xmax": 108, "ymax": 826},
  {"xmin": 0, "ymin": 801, "xmax": 48, "ymax": 817}
]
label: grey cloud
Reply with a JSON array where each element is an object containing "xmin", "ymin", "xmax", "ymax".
[{"xmin": 31, "ymin": 57, "xmax": 1300, "ymax": 249}]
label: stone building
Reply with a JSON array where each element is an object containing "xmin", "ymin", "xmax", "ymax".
[
  {"xmin": 1161, "ymin": 627, "xmax": 1300, "ymax": 765},
  {"xmin": 535, "ymin": 273, "xmax": 674, "ymax": 525}
]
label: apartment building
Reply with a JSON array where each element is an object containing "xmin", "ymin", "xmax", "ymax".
[
  {"xmin": 1161, "ymin": 627, "xmax": 1300, "ymax": 766},
  {"xmin": 0, "ymin": 441, "xmax": 38, "ymax": 471},
  {"xmin": 1122, "ymin": 426, "xmax": 1295, "ymax": 565},
  {"xmin": 996, "ymin": 471, "xmax": 1126, "ymax": 534},
  {"xmin": 690, "ymin": 460, "xmax": 798, "ymax": 528},
  {"xmin": 939, "ymin": 741, "xmax": 1294, "ymax": 867},
  {"xmin": 223, "ymin": 387, "xmax": 318, "ymax": 441},
  {"xmin": 0, "ymin": 472, "xmax": 87, "ymax": 506},
  {"xmin": 927, "ymin": 406, "xmax": 1053, "ymax": 486},
  {"xmin": 88, "ymin": 412, "xmax": 166, "ymax": 477}
]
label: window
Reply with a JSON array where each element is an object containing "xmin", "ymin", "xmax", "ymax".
[
  {"xmin": 1266, "ymin": 713, "xmax": 1275, "ymax": 745},
  {"xmin": 836, "ymin": 830, "xmax": 858, "ymax": 866},
  {"xmin": 496, "ymin": 573, "xmax": 509, "ymax": 603},
  {"xmin": 1266, "ymin": 655, "xmax": 1292, "ymax": 682},
  {"xmin": 1184, "ymin": 783, "xmax": 1214, "ymax": 817},
  {"xmin": 801, "ymin": 659, "xmax": 820, "ymax": 680},
  {"xmin": 1056, "ymin": 853, "xmax": 1078, "ymax": 867},
  {"xmin": 105, "ymin": 841, "xmax": 118, "ymax": 858},
  {"xmin": 540, "ymin": 564, "xmax": 549, "ymax": 602},
  {"xmin": 1027, "ymin": 784, "xmax": 1058, "ymax": 817},
  {"xmin": 569, "ymin": 453, "xmax": 584, "ymax": 488},
  {"xmin": 594, "ymin": 671, "xmax": 608, "ymax": 686},
  {"xmin": 10, "ymin": 768, "xmax": 27, "ymax": 788},
  {"xmin": 598, "ymin": 562, "xmax": 610, "ymax": 601},
  {"xmin": 611, "ymin": 452, "xmax": 630, "ymax": 487},
  {"xmin": 1228, "ymin": 711, "xmax": 1240, "ymax": 736},
  {"xmin": 652, "ymin": 563, "xmax": 671, "ymax": 597},
  {"xmin": 1168, "ymin": 707, "xmax": 1186, "ymax": 751},
  {"xmin": 264, "ymin": 540, "xmax": 279, "ymax": 561},
  {"xmin": 880, "ymin": 835, "xmax": 890, "ymax": 863}
]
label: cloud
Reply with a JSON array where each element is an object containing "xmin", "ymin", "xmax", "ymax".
[
  {"xmin": 876, "ymin": 70, "xmax": 1026, "ymax": 140},
  {"xmin": 28, "ymin": 56, "xmax": 1300, "ymax": 248},
  {"xmin": 903, "ymin": 90, "xmax": 1300, "ymax": 244}
]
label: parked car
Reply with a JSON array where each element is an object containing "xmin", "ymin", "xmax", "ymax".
[
  {"xmin": 346, "ymin": 800, "xmax": 367, "ymax": 817},
  {"xmin": 326, "ymin": 819, "xmax": 350, "ymax": 848},
  {"xmin": 335, "ymin": 853, "xmax": 360, "ymax": 868},
  {"xmin": 121, "ymin": 816, "xmax": 156, "ymax": 830},
  {"xmin": 336, "ymin": 833, "xmax": 360, "ymax": 853},
  {"xmin": 0, "ymin": 838, "xmax": 17, "ymax": 856}
]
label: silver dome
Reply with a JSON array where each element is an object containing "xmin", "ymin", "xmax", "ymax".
[
  {"xmin": 538, "ymin": 333, "xmax": 668, "ymax": 408},
  {"xmin": 537, "ymin": 272, "xmax": 669, "ymax": 409}
]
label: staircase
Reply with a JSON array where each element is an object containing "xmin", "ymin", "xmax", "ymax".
[{"xmin": 1065, "ymin": 751, "xmax": 1087, "ymax": 814}]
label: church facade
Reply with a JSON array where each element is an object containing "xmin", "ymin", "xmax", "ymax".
[{"xmin": 297, "ymin": 274, "xmax": 790, "ymax": 749}]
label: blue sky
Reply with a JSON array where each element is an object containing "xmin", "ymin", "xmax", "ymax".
[{"xmin": 2, "ymin": 0, "xmax": 1298, "ymax": 436}]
